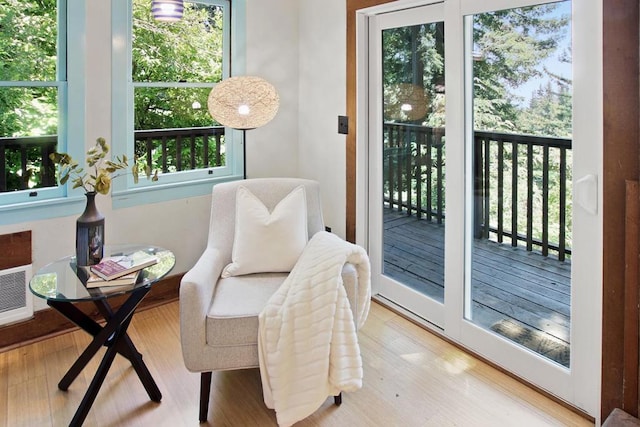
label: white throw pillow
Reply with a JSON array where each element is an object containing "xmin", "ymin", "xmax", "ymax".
[{"xmin": 221, "ymin": 185, "xmax": 308, "ymax": 277}]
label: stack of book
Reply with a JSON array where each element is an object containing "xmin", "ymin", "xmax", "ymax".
[{"xmin": 84, "ymin": 251, "xmax": 158, "ymax": 289}]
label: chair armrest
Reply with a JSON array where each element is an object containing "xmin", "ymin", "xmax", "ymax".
[{"xmin": 179, "ymin": 247, "xmax": 226, "ymax": 370}]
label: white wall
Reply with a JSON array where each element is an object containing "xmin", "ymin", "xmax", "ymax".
[
  {"xmin": 1, "ymin": 0, "xmax": 348, "ymax": 311},
  {"xmin": 298, "ymin": 0, "xmax": 348, "ymax": 237},
  {"xmin": 245, "ymin": 0, "xmax": 300, "ymax": 179}
]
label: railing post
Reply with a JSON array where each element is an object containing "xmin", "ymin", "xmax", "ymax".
[
  {"xmin": 426, "ymin": 130, "xmax": 433, "ymax": 222},
  {"xmin": 387, "ymin": 128, "xmax": 395, "ymax": 211},
  {"xmin": 215, "ymin": 134, "xmax": 222, "ymax": 166},
  {"xmin": 483, "ymin": 137, "xmax": 491, "ymax": 238},
  {"xmin": 0, "ymin": 147, "xmax": 6, "ymax": 192},
  {"xmin": 161, "ymin": 136, "xmax": 168, "ymax": 173},
  {"xmin": 397, "ymin": 126, "xmax": 404, "ymax": 212},
  {"xmin": 473, "ymin": 135, "xmax": 484, "ymax": 239},
  {"xmin": 416, "ymin": 130, "xmax": 423, "ymax": 219},
  {"xmin": 559, "ymin": 148, "xmax": 567, "ymax": 261},
  {"xmin": 542, "ymin": 145, "xmax": 550, "ymax": 257},
  {"xmin": 203, "ymin": 135, "xmax": 210, "ymax": 167},
  {"xmin": 406, "ymin": 128, "xmax": 413, "ymax": 216},
  {"xmin": 526, "ymin": 142, "xmax": 534, "ymax": 252},
  {"xmin": 436, "ymin": 135, "xmax": 443, "ymax": 224},
  {"xmin": 41, "ymin": 141, "xmax": 56, "ymax": 188},
  {"xmin": 511, "ymin": 141, "xmax": 518, "ymax": 248},
  {"xmin": 190, "ymin": 135, "xmax": 196, "ymax": 170},
  {"xmin": 497, "ymin": 140, "xmax": 504, "ymax": 243},
  {"xmin": 176, "ymin": 135, "xmax": 183, "ymax": 171},
  {"xmin": 145, "ymin": 137, "xmax": 153, "ymax": 172}
]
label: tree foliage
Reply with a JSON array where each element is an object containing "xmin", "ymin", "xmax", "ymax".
[
  {"xmin": 131, "ymin": 0, "xmax": 227, "ymax": 172},
  {"xmin": 132, "ymin": 0, "xmax": 224, "ymax": 131},
  {"xmin": 0, "ymin": 0, "xmax": 58, "ymax": 138},
  {"xmin": 381, "ymin": 3, "xmax": 571, "ymax": 138},
  {"xmin": 473, "ymin": 4, "xmax": 570, "ymax": 135}
]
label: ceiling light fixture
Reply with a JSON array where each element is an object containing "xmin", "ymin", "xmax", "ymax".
[{"xmin": 152, "ymin": 0, "xmax": 184, "ymax": 22}]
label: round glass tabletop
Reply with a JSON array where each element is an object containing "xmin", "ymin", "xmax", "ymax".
[{"xmin": 29, "ymin": 244, "xmax": 176, "ymax": 302}]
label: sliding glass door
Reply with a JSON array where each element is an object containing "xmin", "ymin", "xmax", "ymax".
[{"xmin": 365, "ymin": 0, "xmax": 601, "ymax": 416}]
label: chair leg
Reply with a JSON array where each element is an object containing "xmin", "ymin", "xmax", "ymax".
[
  {"xmin": 200, "ymin": 372, "xmax": 212, "ymax": 422},
  {"xmin": 334, "ymin": 392, "xmax": 342, "ymax": 406}
]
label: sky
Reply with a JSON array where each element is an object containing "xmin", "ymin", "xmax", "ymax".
[{"xmin": 511, "ymin": 0, "xmax": 572, "ymax": 106}]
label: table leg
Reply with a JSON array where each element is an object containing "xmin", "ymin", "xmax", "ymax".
[
  {"xmin": 48, "ymin": 288, "xmax": 148, "ymax": 390},
  {"xmin": 93, "ymin": 299, "xmax": 162, "ymax": 402},
  {"xmin": 70, "ymin": 314, "xmax": 135, "ymax": 427},
  {"xmin": 47, "ymin": 286, "xmax": 161, "ymax": 426},
  {"xmin": 47, "ymin": 300, "xmax": 108, "ymax": 390}
]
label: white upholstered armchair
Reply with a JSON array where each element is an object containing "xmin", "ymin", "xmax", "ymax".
[{"xmin": 179, "ymin": 178, "xmax": 361, "ymax": 422}]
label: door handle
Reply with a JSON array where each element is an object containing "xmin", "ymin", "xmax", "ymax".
[{"xmin": 575, "ymin": 174, "xmax": 598, "ymax": 215}]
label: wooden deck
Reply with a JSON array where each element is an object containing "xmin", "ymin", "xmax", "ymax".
[{"xmin": 383, "ymin": 208, "xmax": 571, "ymax": 367}]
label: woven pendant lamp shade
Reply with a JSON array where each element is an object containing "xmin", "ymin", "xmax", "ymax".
[
  {"xmin": 384, "ymin": 83, "xmax": 429, "ymax": 121},
  {"xmin": 207, "ymin": 76, "xmax": 279, "ymax": 130}
]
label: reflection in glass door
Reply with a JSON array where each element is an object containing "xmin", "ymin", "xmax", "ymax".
[
  {"xmin": 377, "ymin": 6, "xmax": 447, "ymax": 318},
  {"xmin": 464, "ymin": 1, "xmax": 573, "ymax": 367}
]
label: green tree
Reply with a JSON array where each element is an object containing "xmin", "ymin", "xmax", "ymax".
[
  {"xmin": 519, "ymin": 82, "xmax": 572, "ymax": 138},
  {"xmin": 0, "ymin": 0, "xmax": 58, "ymax": 138},
  {"xmin": 131, "ymin": 0, "xmax": 226, "ymax": 172},
  {"xmin": 472, "ymin": 4, "xmax": 570, "ymax": 132},
  {"xmin": 382, "ymin": 22, "xmax": 444, "ymax": 127},
  {"xmin": 132, "ymin": 0, "xmax": 224, "ymax": 131},
  {"xmin": 0, "ymin": 0, "xmax": 58, "ymax": 191}
]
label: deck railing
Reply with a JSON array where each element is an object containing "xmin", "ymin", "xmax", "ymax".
[
  {"xmin": 383, "ymin": 123, "xmax": 572, "ymax": 261},
  {"xmin": 384, "ymin": 123, "xmax": 446, "ymax": 223},
  {"xmin": 0, "ymin": 135, "xmax": 58, "ymax": 192},
  {"xmin": 134, "ymin": 126, "xmax": 225, "ymax": 173},
  {"xmin": 1, "ymin": 126, "xmax": 225, "ymax": 193}
]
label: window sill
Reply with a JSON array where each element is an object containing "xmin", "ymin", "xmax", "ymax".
[
  {"xmin": 0, "ymin": 195, "xmax": 85, "ymax": 226},
  {"xmin": 111, "ymin": 174, "xmax": 243, "ymax": 209}
]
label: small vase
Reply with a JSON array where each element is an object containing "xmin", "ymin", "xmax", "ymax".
[{"xmin": 76, "ymin": 192, "xmax": 105, "ymax": 267}]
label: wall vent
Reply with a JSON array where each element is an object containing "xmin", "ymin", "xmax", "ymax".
[{"xmin": 0, "ymin": 264, "xmax": 33, "ymax": 326}]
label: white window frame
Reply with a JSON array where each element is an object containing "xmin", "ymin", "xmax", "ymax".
[
  {"xmin": 0, "ymin": 0, "xmax": 86, "ymax": 224},
  {"xmin": 111, "ymin": 0, "xmax": 245, "ymax": 209}
]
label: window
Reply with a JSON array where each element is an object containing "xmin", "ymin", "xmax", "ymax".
[
  {"xmin": 112, "ymin": 0, "xmax": 243, "ymax": 207},
  {"xmin": 0, "ymin": 0, "xmax": 73, "ymax": 206},
  {"xmin": 0, "ymin": 0, "xmax": 85, "ymax": 223}
]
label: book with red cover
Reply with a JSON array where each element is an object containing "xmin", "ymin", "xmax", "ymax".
[{"xmin": 90, "ymin": 251, "xmax": 158, "ymax": 281}]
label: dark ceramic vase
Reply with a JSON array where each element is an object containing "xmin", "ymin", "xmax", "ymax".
[{"xmin": 76, "ymin": 192, "xmax": 105, "ymax": 266}]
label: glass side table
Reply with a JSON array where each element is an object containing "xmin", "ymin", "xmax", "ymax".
[{"xmin": 29, "ymin": 244, "xmax": 175, "ymax": 427}]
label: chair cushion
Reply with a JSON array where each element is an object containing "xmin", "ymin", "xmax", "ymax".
[
  {"xmin": 206, "ymin": 273, "xmax": 288, "ymax": 347},
  {"xmin": 221, "ymin": 185, "xmax": 308, "ymax": 277}
]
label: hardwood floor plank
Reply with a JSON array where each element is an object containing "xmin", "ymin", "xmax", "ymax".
[
  {"xmin": 42, "ymin": 335, "xmax": 91, "ymax": 427},
  {"xmin": 0, "ymin": 300, "xmax": 591, "ymax": 426},
  {"xmin": 0, "ymin": 352, "xmax": 8, "ymax": 427}
]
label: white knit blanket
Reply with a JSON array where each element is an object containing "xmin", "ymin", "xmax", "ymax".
[{"xmin": 258, "ymin": 231, "xmax": 371, "ymax": 427}]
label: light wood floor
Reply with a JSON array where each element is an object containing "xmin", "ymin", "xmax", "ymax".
[{"xmin": 0, "ymin": 300, "xmax": 592, "ymax": 426}]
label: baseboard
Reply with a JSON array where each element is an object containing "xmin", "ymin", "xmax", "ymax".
[{"xmin": 0, "ymin": 273, "xmax": 182, "ymax": 352}]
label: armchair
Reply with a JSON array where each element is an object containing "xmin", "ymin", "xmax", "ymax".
[{"xmin": 179, "ymin": 178, "xmax": 361, "ymax": 422}]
